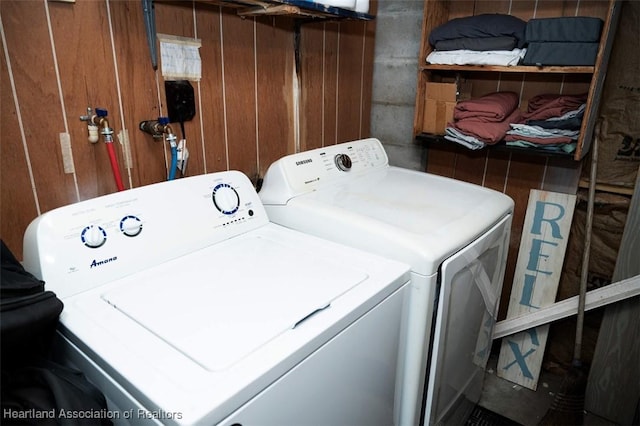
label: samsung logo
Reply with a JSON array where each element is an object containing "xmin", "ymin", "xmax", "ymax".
[
  {"xmin": 295, "ymin": 158, "xmax": 313, "ymax": 166},
  {"xmin": 90, "ymin": 256, "xmax": 118, "ymax": 268}
]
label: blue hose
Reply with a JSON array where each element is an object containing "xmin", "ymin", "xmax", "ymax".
[{"xmin": 169, "ymin": 144, "xmax": 177, "ymax": 180}]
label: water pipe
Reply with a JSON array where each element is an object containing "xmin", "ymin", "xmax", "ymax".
[
  {"xmin": 80, "ymin": 108, "xmax": 125, "ymax": 191},
  {"xmin": 169, "ymin": 142, "xmax": 178, "ymax": 181},
  {"xmin": 139, "ymin": 117, "xmax": 178, "ymax": 180}
]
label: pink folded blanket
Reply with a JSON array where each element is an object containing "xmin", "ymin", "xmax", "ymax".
[
  {"xmin": 451, "ymin": 108, "xmax": 523, "ymax": 144},
  {"xmin": 504, "ymin": 133, "xmax": 574, "ymax": 145},
  {"xmin": 523, "ymin": 93, "xmax": 588, "ymax": 121},
  {"xmin": 453, "ymin": 91, "xmax": 519, "ymax": 122}
]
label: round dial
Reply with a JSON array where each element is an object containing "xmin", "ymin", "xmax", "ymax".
[
  {"xmin": 335, "ymin": 153, "xmax": 352, "ymax": 172},
  {"xmin": 81, "ymin": 225, "xmax": 107, "ymax": 248},
  {"xmin": 212, "ymin": 183, "xmax": 240, "ymax": 215},
  {"xmin": 120, "ymin": 215, "xmax": 143, "ymax": 237}
]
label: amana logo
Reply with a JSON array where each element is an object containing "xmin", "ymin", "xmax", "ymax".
[{"xmin": 90, "ymin": 256, "xmax": 118, "ymax": 268}]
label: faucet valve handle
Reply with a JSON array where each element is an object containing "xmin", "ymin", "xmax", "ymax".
[{"xmin": 96, "ymin": 108, "xmax": 108, "ymax": 117}]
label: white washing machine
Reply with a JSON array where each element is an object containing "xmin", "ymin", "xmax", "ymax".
[
  {"xmin": 22, "ymin": 170, "xmax": 411, "ymax": 426},
  {"xmin": 259, "ymin": 138, "xmax": 514, "ymax": 426}
]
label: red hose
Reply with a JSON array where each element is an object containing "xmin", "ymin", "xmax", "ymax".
[{"xmin": 105, "ymin": 141, "xmax": 125, "ymax": 191}]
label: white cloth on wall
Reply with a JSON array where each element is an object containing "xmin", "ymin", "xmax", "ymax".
[{"xmin": 158, "ymin": 33, "xmax": 202, "ymax": 81}]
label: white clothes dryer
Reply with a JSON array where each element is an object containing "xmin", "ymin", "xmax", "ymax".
[
  {"xmin": 259, "ymin": 138, "xmax": 515, "ymax": 426},
  {"xmin": 22, "ymin": 170, "xmax": 411, "ymax": 426}
]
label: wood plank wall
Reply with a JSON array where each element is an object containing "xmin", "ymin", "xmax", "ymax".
[
  {"xmin": 422, "ymin": 1, "xmax": 612, "ymax": 319},
  {"xmin": 0, "ymin": 0, "xmax": 376, "ymax": 259}
]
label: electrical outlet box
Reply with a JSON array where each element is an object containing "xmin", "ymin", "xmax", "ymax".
[{"xmin": 165, "ymin": 80, "xmax": 195, "ymax": 124}]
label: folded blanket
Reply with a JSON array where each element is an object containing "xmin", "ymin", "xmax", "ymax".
[
  {"xmin": 429, "ymin": 14, "xmax": 527, "ymax": 48},
  {"xmin": 526, "ymin": 116, "xmax": 583, "ymax": 131},
  {"xmin": 444, "ymin": 128, "xmax": 486, "ymax": 150},
  {"xmin": 526, "ymin": 104, "xmax": 585, "ymax": 130},
  {"xmin": 504, "ymin": 133, "xmax": 574, "ymax": 145},
  {"xmin": 434, "ymin": 36, "xmax": 517, "ymax": 51},
  {"xmin": 453, "ymin": 91, "xmax": 519, "ymax": 122},
  {"xmin": 452, "ymin": 108, "xmax": 523, "ymax": 144},
  {"xmin": 426, "ymin": 48, "xmax": 526, "ymax": 66},
  {"xmin": 522, "ymin": 42, "xmax": 599, "ymax": 66},
  {"xmin": 544, "ymin": 104, "xmax": 586, "ymax": 121},
  {"xmin": 524, "ymin": 93, "xmax": 588, "ymax": 121},
  {"xmin": 508, "ymin": 123, "xmax": 580, "ymax": 139},
  {"xmin": 525, "ymin": 17, "xmax": 603, "ymax": 43},
  {"xmin": 506, "ymin": 140, "xmax": 576, "ymax": 153}
]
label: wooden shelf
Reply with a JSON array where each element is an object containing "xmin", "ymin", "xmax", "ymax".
[
  {"xmin": 412, "ymin": 0, "xmax": 622, "ymax": 161},
  {"xmin": 416, "ymin": 133, "xmax": 576, "ymax": 159},
  {"xmin": 420, "ymin": 64, "xmax": 595, "ymax": 74},
  {"xmin": 144, "ymin": 0, "xmax": 372, "ymax": 71},
  {"xmin": 179, "ymin": 0, "xmax": 374, "ymax": 20}
]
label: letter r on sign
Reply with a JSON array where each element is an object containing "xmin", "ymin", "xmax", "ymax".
[{"xmin": 531, "ymin": 201, "xmax": 566, "ymax": 239}]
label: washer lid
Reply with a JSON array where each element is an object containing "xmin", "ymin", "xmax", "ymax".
[
  {"xmin": 101, "ymin": 234, "xmax": 367, "ymax": 371},
  {"xmin": 265, "ymin": 166, "xmax": 513, "ymax": 275},
  {"xmin": 305, "ymin": 167, "xmax": 511, "ymax": 235}
]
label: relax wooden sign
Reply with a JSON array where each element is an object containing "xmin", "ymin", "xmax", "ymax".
[{"xmin": 497, "ymin": 190, "xmax": 576, "ymax": 390}]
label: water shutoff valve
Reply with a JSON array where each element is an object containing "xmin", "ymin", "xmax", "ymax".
[{"xmin": 139, "ymin": 117, "xmax": 171, "ymax": 139}]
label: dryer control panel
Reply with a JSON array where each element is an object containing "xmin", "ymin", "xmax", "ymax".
[
  {"xmin": 23, "ymin": 171, "xmax": 269, "ymax": 298},
  {"xmin": 260, "ymin": 138, "xmax": 389, "ymax": 204}
]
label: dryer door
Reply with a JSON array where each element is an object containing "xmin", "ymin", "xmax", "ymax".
[{"xmin": 423, "ymin": 214, "xmax": 512, "ymax": 426}]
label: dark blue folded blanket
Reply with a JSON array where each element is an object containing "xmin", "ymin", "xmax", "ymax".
[
  {"xmin": 527, "ymin": 113, "xmax": 584, "ymax": 131},
  {"xmin": 525, "ymin": 16, "xmax": 603, "ymax": 42},
  {"xmin": 522, "ymin": 42, "xmax": 599, "ymax": 66},
  {"xmin": 429, "ymin": 14, "xmax": 527, "ymax": 48},
  {"xmin": 434, "ymin": 36, "xmax": 517, "ymax": 51}
]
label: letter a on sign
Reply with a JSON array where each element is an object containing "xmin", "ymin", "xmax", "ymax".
[{"xmin": 497, "ymin": 190, "xmax": 576, "ymax": 390}]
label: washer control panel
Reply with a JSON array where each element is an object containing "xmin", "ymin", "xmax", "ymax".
[
  {"xmin": 23, "ymin": 171, "xmax": 268, "ymax": 298},
  {"xmin": 260, "ymin": 138, "xmax": 389, "ymax": 204}
]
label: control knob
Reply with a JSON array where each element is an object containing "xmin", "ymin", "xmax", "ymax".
[
  {"xmin": 81, "ymin": 225, "xmax": 107, "ymax": 248},
  {"xmin": 334, "ymin": 153, "xmax": 352, "ymax": 172},
  {"xmin": 120, "ymin": 215, "xmax": 143, "ymax": 237},
  {"xmin": 212, "ymin": 183, "xmax": 240, "ymax": 215}
]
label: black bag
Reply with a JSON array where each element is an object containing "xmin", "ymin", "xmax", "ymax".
[
  {"xmin": 1, "ymin": 240, "xmax": 113, "ymax": 425},
  {"xmin": 1, "ymin": 240, "xmax": 63, "ymax": 366},
  {"xmin": 2, "ymin": 360, "xmax": 113, "ymax": 426}
]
